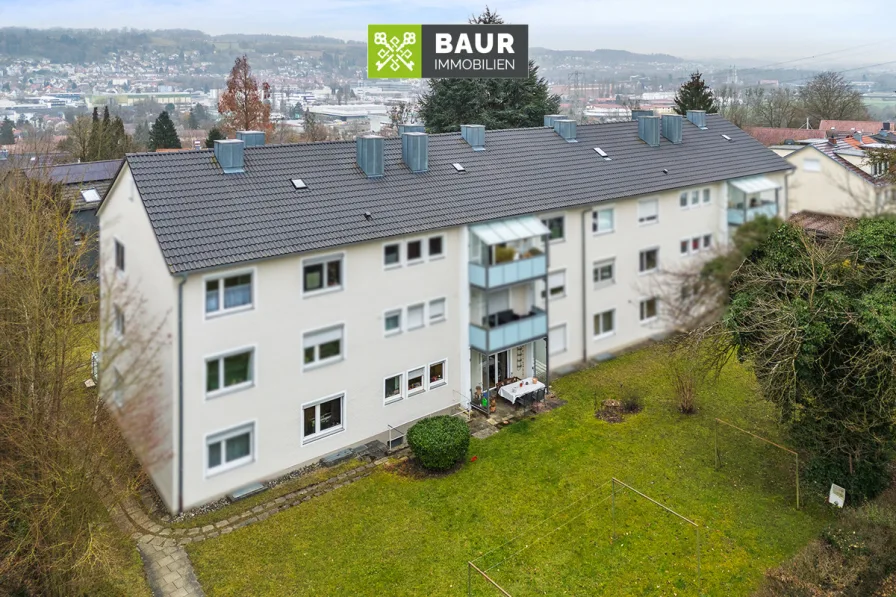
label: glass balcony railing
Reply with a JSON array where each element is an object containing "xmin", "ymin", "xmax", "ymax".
[
  {"xmin": 469, "ymin": 254, "xmax": 547, "ymax": 289},
  {"xmin": 728, "ymin": 203, "xmax": 779, "ymax": 225},
  {"xmin": 469, "ymin": 307, "xmax": 547, "ymax": 354}
]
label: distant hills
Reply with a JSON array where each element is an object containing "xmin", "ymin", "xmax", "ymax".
[{"xmin": 531, "ymin": 48, "xmax": 683, "ymax": 65}]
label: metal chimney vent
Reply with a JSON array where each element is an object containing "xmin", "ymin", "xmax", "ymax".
[
  {"xmin": 398, "ymin": 124, "xmax": 425, "ymax": 135},
  {"xmin": 631, "ymin": 109, "xmax": 654, "ymax": 121},
  {"xmin": 356, "ymin": 135, "xmax": 385, "ymax": 178},
  {"xmin": 461, "ymin": 124, "xmax": 485, "ymax": 151},
  {"xmin": 661, "ymin": 114, "xmax": 683, "ymax": 144},
  {"xmin": 686, "ymin": 110, "xmax": 707, "ymax": 129},
  {"xmin": 554, "ymin": 119, "xmax": 577, "ymax": 142},
  {"xmin": 638, "ymin": 116, "xmax": 661, "ymax": 147},
  {"xmin": 402, "ymin": 132, "xmax": 428, "ymax": 173},
  {"xmin": 543, "ymin": 114, "xmax": 565, "ymax": 127},
  {"xmin": 236, "ymin": 130, "xmax": 266, "ymax": 147},
  {"xmin": 214, "ymin": 139, "xmax": 245, "ymax": 174}
]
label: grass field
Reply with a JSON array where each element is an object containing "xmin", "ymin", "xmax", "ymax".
[{"xmin": 188, "ymin": 345, "xmax": 831, "ymax": 596}]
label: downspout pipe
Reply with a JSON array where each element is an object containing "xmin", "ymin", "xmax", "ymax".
[
  {"xmin": 543, "ymin": 232, "xmax": 550, "ymax": 389},
  {"xmin": 581, "ymin": 208, "xmax": 590, "ymax": 365},
  {"xmin": 177, "ymin": 273, "xmax": 187, "ymax": 514}
]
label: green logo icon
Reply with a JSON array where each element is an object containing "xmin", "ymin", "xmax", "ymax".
[{"xmin": 368, "ymin": 25, "xmax": 422, "ymax": 79}]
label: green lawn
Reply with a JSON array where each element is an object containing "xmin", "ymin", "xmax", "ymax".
[{"xmin": 188, "ymin": 345, "xmax": 830, "ymax": 596}]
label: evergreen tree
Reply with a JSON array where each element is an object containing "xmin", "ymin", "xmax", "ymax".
[
  {"xmin": 673, "ymin": 72, "xmax": 717, "ymax": 115},
  {"xmin": 417, "ymin": 8, "xmax": 559, "ymax": 133},
  {"xmin": 148, "ymin": 111, "xmax": 181, "ymax": 151},
  {"xmin": 187, "ymin": 108, "xmax": 199, "ymax": 130},
  {"xmin": 99, "ymin": 106, "xmax": 113, "ymax": 160},
  {"xmin": 0, "ymin": 117, "xmax": 14, "ymax": 144},
  {"xmin": 86, "ymin": 107, "xmax": 103, "ymax": 160},
  {"xmin": 204, "ymin": 126, "xmax": 224, "ymax": 149}
]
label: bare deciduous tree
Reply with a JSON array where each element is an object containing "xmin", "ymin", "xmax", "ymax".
[{"xmin": 800, "ymin": 71, "xmax": 869, "ymax": 128}]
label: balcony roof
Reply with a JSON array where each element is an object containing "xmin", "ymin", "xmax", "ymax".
[
  {"xmin": 729, "ymin": 175, "xmax": 781, "ymax": 194},
  {"xmin": 469, "ymin": 215, "xmax": 550, "ymax": 246}
]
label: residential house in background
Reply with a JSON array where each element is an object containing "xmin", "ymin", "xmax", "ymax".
[{"xmin": 98, "ymin": 114, "xmax": 791, "ymax": 513}]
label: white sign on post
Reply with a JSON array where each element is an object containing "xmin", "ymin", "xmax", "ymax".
[{"xmin": 829, "ymin": 484, "xmax": 846, "ymax": 508}]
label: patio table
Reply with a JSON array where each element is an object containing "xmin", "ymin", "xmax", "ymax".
[{"xmin": 498, "ymin": 378, "xmax": 545, "ymax": 405}]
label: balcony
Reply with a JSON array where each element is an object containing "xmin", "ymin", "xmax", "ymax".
[
  {"xmin": 470, "ymin": 307, "xmax": 547, "ymax": 354},
  {"xmin": 469, "ymin": 253, "xmax": 547, "ymax": 289},
  {"xmin": 727, "ymin": 202, "xmax": 779, "ymax": 225}
]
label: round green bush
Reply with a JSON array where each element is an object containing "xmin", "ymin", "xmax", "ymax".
[{"xmin": 406, "ymin": 415, "xmax": 470, "ymax": 471}]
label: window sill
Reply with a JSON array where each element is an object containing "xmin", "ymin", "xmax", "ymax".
[
  {"xmin": 385, "ymin": 396, "xmax": 403, "ymax": 406},
  {"xmin": 640, "ymin": 317, "xmax": 658, "ymax": 325},
  {"xmin": 593, "ymin": 281, "xmax": 615, "ymax": 290},
  {"xmin": 407, "ymin": 324, "xmax": 425, "ymax": 332},
  {"xmin": 302, "ymin": 426, "xmax": 344, "ymax": 446},
  {"xmin": 408, "ymin": 388, "xmax": 425, "ymax": 397},
  {"xmin": 205, "ymin": 304, "xmax": 254, "ymax": 319},
  {"xmin": 638, "ymin": 269, "xmax": 658, "ymax": 276},
  {"xmin": 594, "ymin": 331, "xmax": 616, "ymax": 341},
  {"xmin": 638, "ymin": 221, "xmax": 659, "ymax": 227},
  {"xmin": 429, "ymin": 317, "xmax": 446, "ymax": 325},
  {"xmin": 206, "ymin": 456, "xmax": 254, "ymax": 478},
  {"xmin": 302, "ymin": 285, "xmax": 344, "ymax": 299},
  {"xmin": 548, "ymin": 238, "xmax": 566, "ymax": 245},
  {"xmin": 206, "ymin": 381, "xmax": 254, "ymax": 400},
  {"xmin": 384, "ymin": 263, "xmax": 402, "ymax": 270},
  {"xmin": 406, "ymin": 259, "xmax": 425, "ymax": 266},
  {"xmin": 429, "ymin": 254, "xmax": 446, "ymax": 261},
  {"xmin": 593, "ymin": 229, "xmax": 615, "ymax": 236},
  {"xmin": 549, "ymin": 292, "xmax": 567, "ymax": 300},
  {"xmin": 429, "ymin": 381, "xmax": 447, "ymax": 389},
  {"xmin": 384, "ymin": 329, "xmax": 402, "ymax": 337},
  {"xmin": 303, "ymin": 356, "xmax": 344, "ymax": 372}
]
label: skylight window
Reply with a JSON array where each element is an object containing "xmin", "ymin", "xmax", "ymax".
[
  {"xmin": 452, "ymin": 163, "xmax": 465, "ymax": 172},
  {"xmin": 291, "ymin": 179, "xmax": 308, "ymax": 189},
  {"xmin": 81, "ymin": 188, "xmax": 101, "ymax": 203},
  {"xmin": 593, "ymin": 147, "xmax": 612, "ymax": 161},
  {"xmin": 721, "ymin": 135, "xmax": 732, "ymax": 141}
]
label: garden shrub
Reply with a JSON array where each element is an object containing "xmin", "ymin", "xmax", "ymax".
[{"xmin": 407, "ymin": 416, "xmax": 470, "ymax": 471}]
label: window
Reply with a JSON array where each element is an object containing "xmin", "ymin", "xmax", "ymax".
[
  {"xmin": 291, "ymin": 178, "xmax": 308, "ymax": 190},
  {"xmin": 111, "ymin": 367, "xmax": 124, "ymax": 407},
  {"xmin": 407, "ymin": 304, "xmax": 425, "ymax": 330},
  {"xmin": 703, "ymin": 234, "xmax": 712, "ymax": 249},
  {"xmin": 679, "ymin": 192, "xmax": 688, "ymax": 208},
  {"xmin": 113, "ymin": 305, "xmax": 125, "ymax": 338},
  {"xmin": 593, "ymin": 258, "xmax": 615, "ymax": 288},
  {"xmin": 548, "ymin": 270, "xmax": 566, "ymax": 298},
  {"xmin": 81, "ymin": 188, "xmax": 101, "ymax": 203},
  {"xmin": 205, "ymin": 273, "xmax": 252, "ymax": 314},
  {"xmin": 303, "ymin": 255, "xmax": 342, "ymax": 293},
  {"xmin": 302, "ymin": 395, "xmax": 344, "ymax": 443},
  {"xmin": 429, "ymin": 360, "xmax": 446, "ymax": 387},
  {"xmin": 429, "ymin": 298, "xmax": 446, "ymax": 323},
  {"xmin": 543, "ymin": 216, "xmax": 564, "ymax": 241},
  {"xmin": 407, "ymin": 240, "xmax": 423, "ymax": 262},
  {"xmin": 303, "ymin": 325, "xmax": 343, "ymax": 367},
  {"xmin": 384, "ymin": 310, "xmax": 401, "ymax": 335},
  {"xmin": 206, "ymin": 349, "xmax": 253, "ymax": 395},
  {"xmin": 408, "ymin": 367, "xmax": 425, "ymax": 395},
  {"xmin": 593, "ymin": 309, "xmax": 615, "ymax": 338},
  {"xmin": 804, "ymin": 159, "xmax": 821, "ymax": 172},
  {"xmin": 428, "ymin": 236, "xmax": 444, "ymax": 258},
  {"xmin": 691, "ymin": 237, "xmax": 700, "ymax": 252},
  {"xmin": 384, "ymin": 243, "xmax": 400, "ymax": 267},
  {"xmin": 640, "ymin": 297, "xmax": 658, "ymax": 322},
  {"xmin": 549, "ymin": 324, "xmax": 567, "ymax": 355},
  {"xmin": 207, "ymin": 423, "xmax": 254, "ymax": 473},
  {"xmin": 592, "ymin": 207, "xmax": 614, "ymax": 234},
  {"xmin": 702, "ymin": 189, "xmax": 711, "ymax": 204},
  {"xmin": 690, "ymin": 190, "xmax": 700, "ymax": 206},
  {"xmin": 384, "ymin": 374, "xmax": 403, "ymax": 404},
  {"xmin": 638, "ymin": 199, "xmax": 658, "ymax": 224},
  {"xmin": 680, "ymin": 239, "xmax": 689, "ymax": 255},
  {"xmin": 872, "ymin": 161, "xmax": 889, "ymax": 177},
  {"xmin": 114, "ymin": 239, "xmax": 125, "ymax": 272},
  {"xmin": 639, "ymin": 248, "xmax": 658, "ymax": 273}
]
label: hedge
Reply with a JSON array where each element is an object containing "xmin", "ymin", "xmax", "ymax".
[{"xmin": 406, "ymin": 415, "xmax": 470, "ymax": 471}]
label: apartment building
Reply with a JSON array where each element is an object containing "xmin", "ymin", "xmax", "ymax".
[{"xmin": 98, "ymin": 113, "xmax": 791, "ymax": 513}]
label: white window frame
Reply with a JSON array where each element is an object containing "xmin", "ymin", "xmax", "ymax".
[
  {"xmin": 639, "ymin": 247, "xmax": 659, "ymax": 274},
  {"xmin": 679, "ymin": 238, "xmax": 690, "ymax": 256},
  {"xmin": 702, "ymin": 188, "xmax": 711, "ymax": 204},
  {"xmin": 114, "ymin": 238, "xmax": 125, "ymax": 274},
  {"xmin": 593, "ymin": 258, "xmax": 615, "ymax": 289},
  {"xmin": 205, "ymin": 421, "xmax": 255, "ymax": 477},
  {"xmin": 302, "ymin": 324, "xmax": 345, "ymax": 370},
  {"xmin": 301, "ymin": 252, "xmax": 345, "ymax": 297},
  {"xmin": 407, "ymin": 303, "xmax": 425, "ymax": 330},
  {"xmin": 593, "ymin": 308, "xmax": 616, "ymax": 340},
  {"xmin": 384, "ymin": 373, "xmax": 404, "ymax": 405},
  {"xmin": 679, "ymin": 191, "xmax": 689, "ymax": 209},
  {"xmin": 406, "ymin": 238, "xmax": 425, "ymax": 265},
  {"xmin": 205, "ymin": 346, "xmax": 256, "ymax": 399},
  {"xmin": 703, "ymin": 234, "xmax": 712, "ymax": 249},
  {"xmin": 429, "ymin": 297, "xmax": 446, "ymax": 323},
  {"xmin": 547, "ymin": 269, "xmax": 566, "ymax": 299},
  {"xmin": 428, "ymin": 359, "xmax": 447, "ymax": 389},
  {"xmin": 690, "ymin": 190, "xmax": 700, "ymax": 207},
  {"xmin": 384, "ymin": 309, "xmax": 402, "ymax": 336},
  {"xmin": 639, "ymin": 297, "xmax": 659, "ymax": 323},
  {"xmin": 637, "ymin": 198, "xmax": 659, "ymax": 225},
  {"xmin": 113, "ymin": 304, "xmax": 125, "ymax": 339},
  {"xmin": 542, "ymin": 214, "xmax": 565, "ymax": 243},
  {"xmin": 203, "ymin": 268, "xmax": 255, "ymax": 318},
  {"xmin": 383, "ymin": 241, "xmax": 402, "ymax": 269},
  {"xmin": 428, "ymin": 235, "xmax": 445, "ymax": 260},
  {"xmin": 407, "ymin": 366, "xmax": 426, "ymax": 396},
  {"xmin": 301, "ymin": 393, "xmax": 345, "ymax": 444},
  {"xmin": 592, "ymin": 206, "xmax": 615, "ymax": 235},
  {"xmin": 549, "ymin": 323, "xmax": 568, "ymax": 355}
]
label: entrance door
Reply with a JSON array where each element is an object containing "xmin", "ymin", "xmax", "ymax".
[{"xmin": 487, "ymin": 350, "xmax": 510, "ymax": 390}]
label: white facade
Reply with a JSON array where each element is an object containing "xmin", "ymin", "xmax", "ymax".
[{"xmin": 100, "ymin": 161, "xmax": 789, "ymax": 513}]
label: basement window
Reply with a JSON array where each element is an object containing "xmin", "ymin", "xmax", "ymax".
[
  {"xmin": 81, "ymin": 188, "xmax": 101, "ymax": 203},
  {"xmin": 292, "ymin": 179, "xmax": 308, "ymax": 189},
  {"xmin": 452, "ymin": 163, "xmax": 466, "ymax": 172}
]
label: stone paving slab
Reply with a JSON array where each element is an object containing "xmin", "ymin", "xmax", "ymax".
[{"xmin": 138, "ymin": 543, "xmax": 206, "ymax": 597}]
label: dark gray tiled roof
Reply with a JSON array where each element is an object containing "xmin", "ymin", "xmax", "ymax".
[{"xmin": 125, "ymin": 115, "xmax": 792, "ymax": 274}]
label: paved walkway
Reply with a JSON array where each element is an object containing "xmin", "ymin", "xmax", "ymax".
[{"xmin": 113, "ymin": 459, "xmax": 383, "ymax": 597}]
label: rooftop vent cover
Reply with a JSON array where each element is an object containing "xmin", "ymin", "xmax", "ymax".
[
  {"xmin": 452, "ymin": 163, "xmax": 466, "ymax": 172},
  {"xmin": 291, "ymin": 179, "xmax": 308, "ymax": 189},
  {"xmin": 81, "ymin": 188, "xmax": 102, "ymax": 203},
  {"xmin": 721, "ymin": 134, "xmax": 732, "ymax": 141},
  {"xmin": 593, "ymin": 147, "xmax": 611, "ymax": 161}
]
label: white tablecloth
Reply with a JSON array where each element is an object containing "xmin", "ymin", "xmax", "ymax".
[{"xmin": 498, "ymin": 378, "xmax": 546, "ymax": 405}]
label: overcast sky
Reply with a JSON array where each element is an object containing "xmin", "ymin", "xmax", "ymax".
[{"xmin": 2, "ymin": 0, "xmax": 895, "ymax": 65}]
